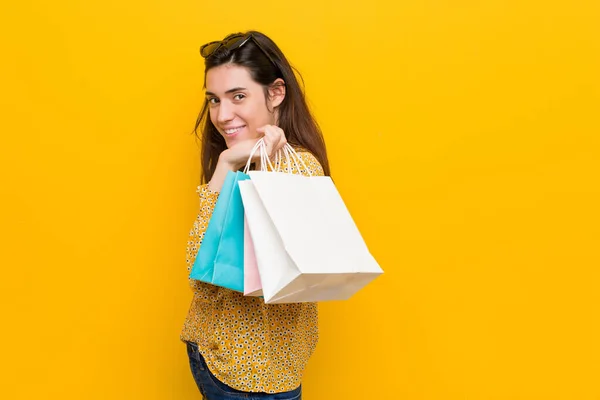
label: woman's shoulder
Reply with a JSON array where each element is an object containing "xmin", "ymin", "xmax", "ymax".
[{"xmin": 285, "ymin": 146, "xmax": 325, "ymax": 177}]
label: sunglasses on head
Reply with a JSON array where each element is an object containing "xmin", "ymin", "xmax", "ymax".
[{"xmin": 200, "ymin": 33, "xmax": 277, "ymax": 68}]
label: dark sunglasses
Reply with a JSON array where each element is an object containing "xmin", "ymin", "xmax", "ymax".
[{"xmin": 199, "ymin": 33, "xmax": 277, "ymax": 68}]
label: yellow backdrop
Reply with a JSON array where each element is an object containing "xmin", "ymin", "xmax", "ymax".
[{"xmin": 2, "ymin": 0, "xmax": 599, "ymax": 399}]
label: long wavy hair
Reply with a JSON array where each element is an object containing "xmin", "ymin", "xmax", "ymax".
[{"xmin": 193, "ymin": 30, "xmax": 330, "ymax": 183}]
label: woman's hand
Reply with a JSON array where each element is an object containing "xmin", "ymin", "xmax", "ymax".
[
  {"xmin": 257, "ymin": 124, "xmax": 287, "ymax": 159},
  {"xmin": 219, "ymin": 124, "xmax": 287, "ymax": 170},
  {"xmin": 208, "ymin": 125, "xmax": 287, "ymax": 192}
]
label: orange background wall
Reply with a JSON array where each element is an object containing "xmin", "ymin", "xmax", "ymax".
[{"xmin": 2, "ymin": 1, "xmax": 599, "ymax": 399}]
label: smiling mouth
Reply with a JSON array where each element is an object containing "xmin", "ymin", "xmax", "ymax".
[{"xmin": 224, "ymin": 126, "xmax": 245, "ymax": 135}]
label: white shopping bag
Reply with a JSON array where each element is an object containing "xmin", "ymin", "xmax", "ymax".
[{"xmin": 238, "ymin": 144, "xmax": 383, "ymax": 304}]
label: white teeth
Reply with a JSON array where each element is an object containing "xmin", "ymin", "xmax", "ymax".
[{"xmin": 225, "ymin": 126, "xmax": 244, "ymax": 135}]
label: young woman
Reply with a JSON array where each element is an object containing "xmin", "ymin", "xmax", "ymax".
[{"xmin": 181, "ymin": 30, "xmax": 330, "ymax": 399}]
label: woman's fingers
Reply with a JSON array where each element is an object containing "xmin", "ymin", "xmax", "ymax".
[
  {"xmin": 262, "ymin": 126, "xmax": 275, "ymax": 156},
  {"xmin": 257, "ymin": 125, "xmax": 288, "ymax": 162},
  {"xmin": 271, "ymin": 125, "xmax": 288, "ymax": 150}
]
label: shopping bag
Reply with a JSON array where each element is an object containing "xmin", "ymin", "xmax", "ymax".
[
  {"xmin": 238, "ymin": 145, "xmax": 383, "ymax": 304},
  {"xmin": 243, "ymin": 216, "xmax": 263, "ymax": 296},
  {"xmin": 189, "ymin": 170, "xmax": 250, "ymax": 292}
]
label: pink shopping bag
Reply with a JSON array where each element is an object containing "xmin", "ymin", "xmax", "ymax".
[{"xmin": 244, "ymin": 216, "xmax": 263, "ymax": 296}]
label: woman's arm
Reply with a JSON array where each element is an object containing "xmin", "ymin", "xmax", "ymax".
[
  {"xmin": 185, "ymin": 184, "xmax": 219, "ymax": 276},
  {"xmin": 208, "ymin": 125, "xmax": 288, "ymax": 192}
]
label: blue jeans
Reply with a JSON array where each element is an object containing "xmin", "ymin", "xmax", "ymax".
[{"xmin": 186, "ymin": 342, "xmax": 302, "ymax": 400}]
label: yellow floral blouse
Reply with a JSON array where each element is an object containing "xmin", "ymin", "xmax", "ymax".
[{"xmin": 180, "ymin": 150, "xmax": 325, "ymax": 393}]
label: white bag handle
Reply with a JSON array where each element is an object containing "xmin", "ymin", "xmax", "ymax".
[
  {"xmin": 282, "ymin": 143, "xmax": 312, "ymax": 177},
  {"xmin": 243, "ymin": 139, "xmax": 273, "ymax": 173},
  {"xmin": 243, "ymin": 138, "xmax": 311, "ymax": 176}
]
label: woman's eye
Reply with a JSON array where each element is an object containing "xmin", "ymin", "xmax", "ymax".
[
  {"xmin": 207, "ymin": 97, "xmax": 219, "ymax": 104},
  {"xmin": 233, "ymin": 94, "xmax": 246, "ymax": 101}
]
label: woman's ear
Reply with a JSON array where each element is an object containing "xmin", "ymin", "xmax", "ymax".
[{"xmin": 268, "ymin": 78, "xmax": 286, "ymax": 109}]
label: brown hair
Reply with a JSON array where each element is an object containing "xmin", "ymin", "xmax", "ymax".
[{"xmin": 193, "ymin": 30, "xmax": 330, "ymax": 183}]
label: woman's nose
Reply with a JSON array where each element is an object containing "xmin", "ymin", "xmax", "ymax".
[{"xmin": 217, "ymin": 102, "xmax": 234, "ymax": 124}]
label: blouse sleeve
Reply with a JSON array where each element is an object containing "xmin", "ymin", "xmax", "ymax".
[
  {"xmin": 185, "ymin": 184, "xmax": 219, "ymax": 278},
  {"xmin": 284, "ymin": 150, "xmax": 325, "ymax": 177}
]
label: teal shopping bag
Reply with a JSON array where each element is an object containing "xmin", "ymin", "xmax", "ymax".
[{"xmin": 189, "ymin": 171, "xmax": 250, "ymax": 292}]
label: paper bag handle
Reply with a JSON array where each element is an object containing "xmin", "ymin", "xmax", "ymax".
[{"xmin": 242, "ymin": 138, "xmax": 312, "ymax": 177}]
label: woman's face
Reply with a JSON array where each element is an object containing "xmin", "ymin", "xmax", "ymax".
[{"xmin": 205, "ymin": 64, "xmax": 283, "ymax": 148}]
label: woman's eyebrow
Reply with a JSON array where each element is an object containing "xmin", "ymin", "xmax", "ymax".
[{"xmin": 205, "ymin": 87, "xmax": 248, "ymax": 96}]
